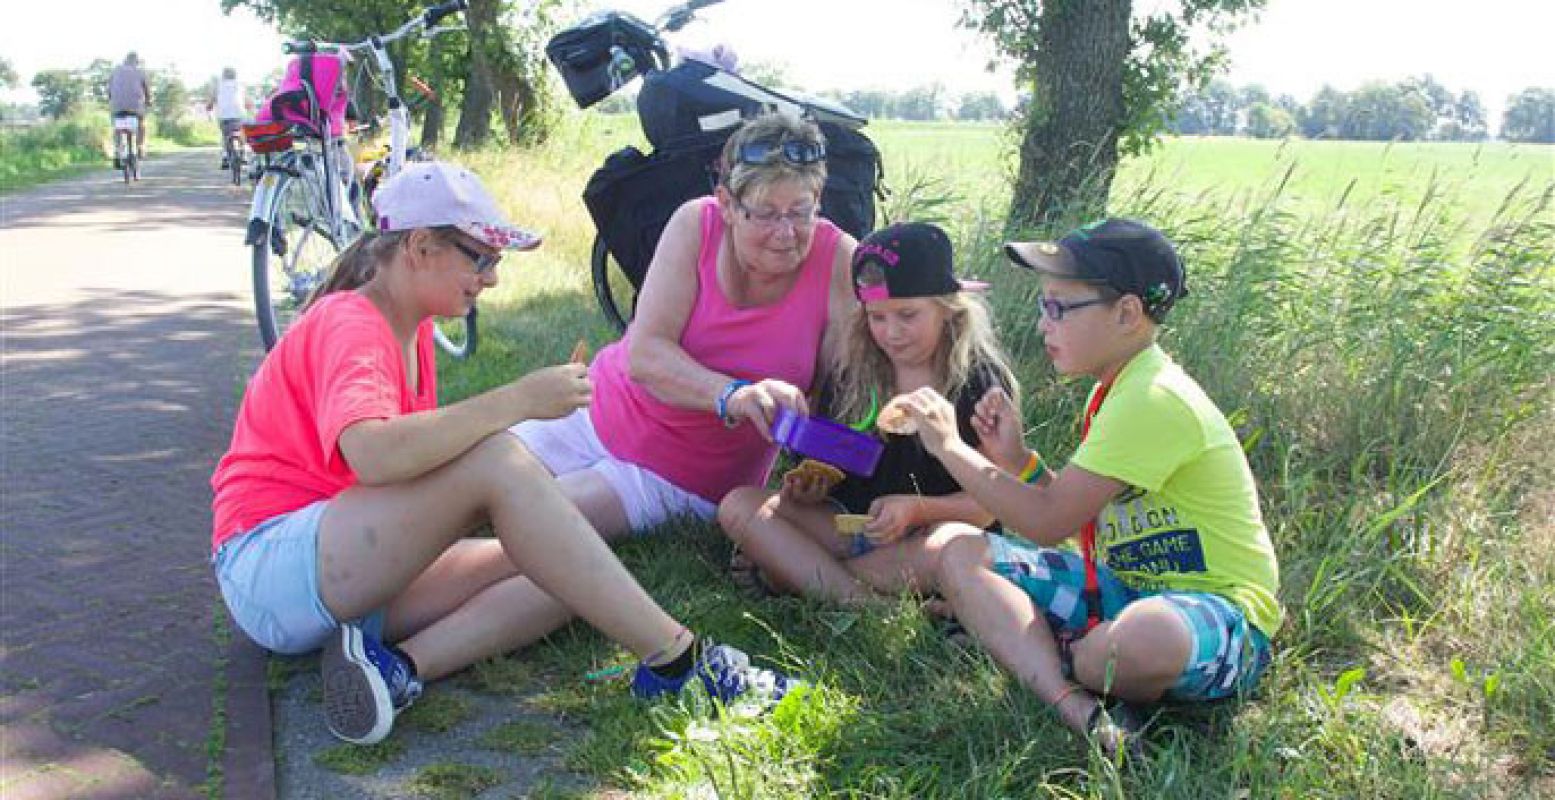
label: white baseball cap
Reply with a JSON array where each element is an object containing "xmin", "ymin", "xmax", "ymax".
[{"xmin": 373, "ymin": 161, "xmax": 542, "ymax": 251}]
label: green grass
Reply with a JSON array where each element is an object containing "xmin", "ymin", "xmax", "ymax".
[
  {"xmin": 427, "ymin": 116, "xmax": 1554, "ymax": 798},
  {"xmin": 0, "ymin": 109, "xmax": 222, "ymax": 193},
  {"xmin": 313, "ymin": 739, "xmax": 405, "ymax": 775},
  {"xmin": 408, "ymin": 763, "xmax": 503, "ymax": 800},
  {"xmin": 480, "ymin": 719, "xmax": 560, "ymax": 755},
  {"xmin": 398, "ymin": 692, "xmax": 474, "ymax": 734}
]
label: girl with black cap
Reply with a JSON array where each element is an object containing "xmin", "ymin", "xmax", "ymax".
[{"xmin": 718, "ymin": 222, "xmax": 1018, "ymax": 605}]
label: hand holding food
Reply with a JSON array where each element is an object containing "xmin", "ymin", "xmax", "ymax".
[{"xmin": 875, "ymin": 396, "xmax": 919, "ymax": 435}]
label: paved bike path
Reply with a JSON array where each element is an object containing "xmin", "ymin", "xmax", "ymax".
[{"xmin": 1, "ymin": 150, "xmax": 274, "ymax": 799}]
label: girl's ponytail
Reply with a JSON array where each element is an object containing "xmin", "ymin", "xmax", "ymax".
[{"xmin": 300, "ymin": 230, "xmax": 410, "ymax": 313}]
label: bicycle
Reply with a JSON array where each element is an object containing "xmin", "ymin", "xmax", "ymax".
[
  {"xmin": 547, "ymin": 0, "xmax": 881, "ymax": 332},
  {"xmin": 220, "ymin": 120, "xmax": 246, "ymax": 186},
  {"xmin": 112, "ymin": 113, "xmax": 141, "ymax": 183},
  {"xmin": 243, "ymin": 0, "xmax": 475, "ymax": 357}
]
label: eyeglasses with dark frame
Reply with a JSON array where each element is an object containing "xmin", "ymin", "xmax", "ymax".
[
  {"xmin": 449, "ymin": 238, "xmax": 502, "ymax": 275},
  {"xmin": 1037, "ymin": 295, "xmax": 1110, "ymax": 322},
  {"xmin": 735, "ymin": 199, "xmax": 818, "ymax": 231},
  {"xmin": 735, "ymin": 139, "xmax": 826, "ymax": 167}
]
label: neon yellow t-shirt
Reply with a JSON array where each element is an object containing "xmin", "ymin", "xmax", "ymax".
[{"xmin": 1069, "ymin": 344, "xmax": 1283, "ymax": 637}]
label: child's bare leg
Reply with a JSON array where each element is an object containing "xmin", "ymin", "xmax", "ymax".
[
  {"xmin": 374, "ymin": 539, "xmax": 573, "ymax": 680},
  {"xmin": 937, "ymin": 535, "xmax": 1100, "ymax": 733},
  {"xmin": 718, "ymin": 487, "xmax": 880, "ymax": 605},
  {"xmin": 318, "ymin": 433, "xmax": 688, "ymax": 665},
  {"xmin": 1069, "ymin": 598, "xmax": 1191, "ymax": 704},
  {"xmin": 844, "ymin": 522, "xmax": 983, "ymax": 597}
]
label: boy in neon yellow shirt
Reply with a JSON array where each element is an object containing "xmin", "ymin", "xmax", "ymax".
[{"xmin": 893, "ymin": 219, "xmax": 1281, "ymax": 758}]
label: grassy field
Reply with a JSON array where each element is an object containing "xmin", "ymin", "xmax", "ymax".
[
  {"xmin": 421, "ymin": 116, "xmax": 1552, "ymax": 798},
  {"xmin": 0, "ymin": 111, "xmax": 220, "ymax": 193}
]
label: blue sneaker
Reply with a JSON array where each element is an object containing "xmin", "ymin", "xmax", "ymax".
[
  {"xmin": 321, "ymin": 623, "xmax": 423, "ymax": 744},
  {"xmin": 630, "ymin": 641, "xmax": 799, "ymax": 708}
]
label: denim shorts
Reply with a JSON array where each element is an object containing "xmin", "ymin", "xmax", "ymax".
[
  {"xmin": 986, "ymin": 532, "xmax": 1272, "ymax": 702},
  {"xmin": 213, "ymin": 500, "xmax": 338, "ymax": 655}
]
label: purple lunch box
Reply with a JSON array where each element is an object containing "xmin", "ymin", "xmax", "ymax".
[{"xmin": 771, "ymin": 407, "xmax": 883, "ymax": 477}]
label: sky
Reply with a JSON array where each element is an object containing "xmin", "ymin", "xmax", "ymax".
[{"xmin": 3, "ymin": 0, "xmax": 1552, "ymax": 133}]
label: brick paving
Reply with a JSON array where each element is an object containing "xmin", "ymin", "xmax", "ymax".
[{"xmin": 2, "ymin": 151, "xmax": 273, "ymax": 799}]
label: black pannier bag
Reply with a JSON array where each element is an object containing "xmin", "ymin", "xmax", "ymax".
[
  {"xmin": 636, "ymin": 59, "xmax": 869, "ymax": 149},
  {"xmin": 582, "ymin": 132, "xmax": 728, "ymax": 293},
  {"xmin": 586, "ymin": 65, "xmax": 883, "ymax": 295},
  {"xmin": 544, "ymin": 12, "xmax": 662, "ymax": 109},
  {"xmin": 583, "ymin": 122, "xmax": 882, "ymax": 295}
]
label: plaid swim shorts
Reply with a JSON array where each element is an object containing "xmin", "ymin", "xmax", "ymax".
[{"xmin": 986, "ymin": 532, "xmax": 1271, "ymax": 702}]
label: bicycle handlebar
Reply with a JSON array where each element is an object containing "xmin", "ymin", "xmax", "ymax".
[
  {"xmin": 423, "ymin": 0, "xmax": 468, "ymax": 27},
  {"xmin": 283, "ymin": 1, "xmax": 466, "ymax": 56},
  {"xmin": 659, "ymin": 0, "xmax": 727, "ymax": 32}
]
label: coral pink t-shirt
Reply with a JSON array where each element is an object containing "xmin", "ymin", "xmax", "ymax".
[
  {"xmin": 210, "ymin": 292, "xmax": 437, "ymax": 551},
  {"xmin": 589, "ymin": 197, "xmax": 840, "ymax": 503}
]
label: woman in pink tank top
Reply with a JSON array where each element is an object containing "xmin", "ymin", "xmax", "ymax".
[{"xmin": 510, "ymin": 112, "xmax": 859, "ymax": 539}]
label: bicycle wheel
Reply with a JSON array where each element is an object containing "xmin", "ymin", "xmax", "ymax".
[
  {"xmin": 433, "ymin": 308, "xmax": 478, "ymax": 360},
  {"xmin": 591, "ymin": 235, "xmax": 636, "ymax": 334},
  {"xmin": 121, "ymin": 138, "xmax": 134, "ymax": 184},
  {"xmin": 230, "ymin": 141, "xmax": 244, "ymax": 186},
  {"xmin": 252, "ymin": 173, "xmax": 342, "ymax": 350}
]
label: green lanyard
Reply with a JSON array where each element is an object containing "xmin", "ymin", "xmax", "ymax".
[{"xmin": 850, "ymin": 388, "xmax": 880, "ymax": 432}]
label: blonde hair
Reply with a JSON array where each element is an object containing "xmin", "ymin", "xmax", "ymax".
[
  {"xmin": 828, "ymin": 291, "xmax": 1020, "ymax": 427},
  {"xmin": 300, "ymin": 226, "xmax": 460, "ymax": 312},
  {"xmin": 719, "ymin": 112, "xmax": 828, "ymax": 201}
]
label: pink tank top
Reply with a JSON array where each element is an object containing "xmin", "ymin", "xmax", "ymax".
[{"xmin": 590, "ymin": 197, "xmax": 840, "ymax": 503}]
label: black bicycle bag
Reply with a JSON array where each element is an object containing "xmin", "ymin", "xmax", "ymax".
[
  {"xmin": 545, "ymin": 12, "xmax": 662, "ymax": 109},
  {"xmin": 636, "ymin": 59, "xmax": 867, "ymax": 149},
  {"xmin": 583, "ymin": 132, "xmax": 727, "ymax": 291},
  {"xmin": 583, "ymin": 121, "xmax": 882, "ymax": 294}
]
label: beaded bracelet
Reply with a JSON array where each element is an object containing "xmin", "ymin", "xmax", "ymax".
[
  {"xmin": 716, "ymin": 379, "xmax": 752, "ymax": 427},
  {"xmin": 1016, "ymin": 450, "xmax": 1047, "ymax": 483}
]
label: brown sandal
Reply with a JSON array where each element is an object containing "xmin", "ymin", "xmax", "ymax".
[{"xmin": 728, "ymin": 546, "xmax": 776, "ymax": 599}]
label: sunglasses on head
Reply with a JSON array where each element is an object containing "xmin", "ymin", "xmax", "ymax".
[
  {"xmin": 450, "ymin": 239, "xmax": 502, "ymax": 275},
  {"xmin": 736, "ymin": 139, "xmax": 826, "ymax": 167}
]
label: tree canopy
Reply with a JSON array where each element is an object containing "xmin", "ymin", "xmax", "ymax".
[
  {"xmin": 219, "ymin": 0, "xmax": 571, "ymax": 148},
  {"xmin": 1502, "ymin": 88, "xmax": 1555, "ymax": 144}
]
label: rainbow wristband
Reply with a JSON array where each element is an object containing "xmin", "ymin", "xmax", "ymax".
[
  {"xmin": 1017, "ymin": 450, "xmax": 1046, "ymax": 483},
  {"xmin": 716, "ymin": 379, "xmax": 752, "ymax": 427}
]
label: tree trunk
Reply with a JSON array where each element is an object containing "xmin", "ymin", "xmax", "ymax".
[
  {"xmin": 419, "ymin": 38, "xmax": 448, "ymax": 150},
  {"xmin": 1010, "ymin": 0, "xmax": 1131, "ymax": 230},
  {"xmin": 453, "ymin": 0, "xmax": 499, "ymax": 149},
  {"xmin": 420, "ymin": 101, "xmax": 445, "ymax": 150},
  {"xmin": 494, "ymin": 71, "xmax": 541, "ymax": 145}
]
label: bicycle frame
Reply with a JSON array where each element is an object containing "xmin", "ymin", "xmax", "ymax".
[
  {"xmin": 293, "ymin": 2, "xmax": 465, "ymax": 181},
  {"xmin": 245, "ymin": 0, "xmax": 472, "ymax": 355}
]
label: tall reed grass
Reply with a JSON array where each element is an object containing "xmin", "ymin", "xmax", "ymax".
[{"xmin": 436, "ymin": 118, "xmax": 1552, "ymax": 798}]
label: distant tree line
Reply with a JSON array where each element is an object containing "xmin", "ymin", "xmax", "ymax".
[
  {"xmin": 817, "ymin": 86, "xmax": 1011, "ymax": 122},
  {"xmin": 1171, "ymin": 75, "xmax": 1555, "ymax": 143},
  {"xmin": 21, "ymin": 59, "xmax": 203, "ymax": 136},
  {"xmin": 594, "ymin": 81, "xmax": 1012, "ymax": 122}
]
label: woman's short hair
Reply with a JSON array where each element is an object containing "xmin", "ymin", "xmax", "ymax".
[{"xmin": 719, "ymin": 112, "xmax": 828, "ymax": 202}]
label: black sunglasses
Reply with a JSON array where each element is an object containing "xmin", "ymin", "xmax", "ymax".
[
  {"xmin": 736, "ymin": 139, "xmax": 826, "ymax": 167},
  {"xmin": 450, "ymin": 239, "xmax": 502, "ymax": 275}
]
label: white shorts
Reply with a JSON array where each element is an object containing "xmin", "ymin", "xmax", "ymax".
[{"xmin": 509, "ymin": 408, "xmax": 716, "ymax": 534}]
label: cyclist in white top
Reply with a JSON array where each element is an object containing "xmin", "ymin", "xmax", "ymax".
[
  {"xmin": 209, "ymin": 67, "xmax": 250, "ymax": 169},
  {"xmin": 107, "ymin": 52, "xmax": 151, "ymax": 155}
]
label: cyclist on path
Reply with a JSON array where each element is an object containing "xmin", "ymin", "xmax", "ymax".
[
  {"xmin": 107, "ymin": 52, "xmax": 151, "ymax": 162},
  {"xmin": 208, "ymin": 67, "xmax": 250, "ymax": 170}
]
